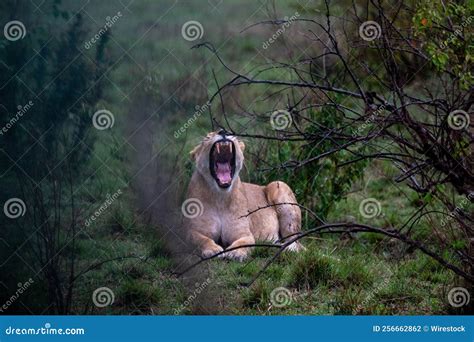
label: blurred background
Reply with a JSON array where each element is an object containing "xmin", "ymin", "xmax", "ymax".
[{"xmin": 0, "ymin": 0, "xmax": 472, "ymax": 315}]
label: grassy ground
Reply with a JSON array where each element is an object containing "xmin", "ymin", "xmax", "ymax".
[
  {"xmin": 75, "ymin": 161, "xmax": 455, "ymax": 315},
  {"xmin": 62, "ymin": 0, "xmax": 458, "ymax": 315}
]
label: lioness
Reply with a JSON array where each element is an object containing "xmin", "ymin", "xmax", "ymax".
[{"xmin": 184, "ymin": 130, "xmax": 304, "ymax": 261}]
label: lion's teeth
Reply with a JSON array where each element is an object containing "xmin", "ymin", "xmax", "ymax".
[
  {"xmin": 230, "ymin": 143, "xmax": 233, "ymax": 153},
  {"xmin": 216, "ymin": 144, "xmax": 221, "ymax": 154}
]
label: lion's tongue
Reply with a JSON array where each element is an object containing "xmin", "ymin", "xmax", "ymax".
[{"xmin": 216, "ymin": 162, "xmax": 232, "ymax": 184}]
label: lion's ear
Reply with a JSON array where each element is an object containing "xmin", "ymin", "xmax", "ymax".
[
  {"xmin": 190, "ymin": 144, "xmax": 201, "ymax": 161},
  {"xmin": 238, "ymin": 140, "xmax": 245, "ymax": 152}
]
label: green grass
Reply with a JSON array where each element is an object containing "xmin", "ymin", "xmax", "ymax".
[{"xmin": 73, "ymin": 177, "xmax": 455, "ymax": 314}]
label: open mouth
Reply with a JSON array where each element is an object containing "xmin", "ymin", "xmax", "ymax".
[{"xmin": 210, "ymin": 139, "xmax": 236, "ymax": 188}]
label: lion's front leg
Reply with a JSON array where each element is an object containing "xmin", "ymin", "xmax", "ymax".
[
  {"xmin": 189, "ymin": 231, "xmax": 224, "ymax": 258},
  {"xmin": 221, "ymin": 216, "xmax": 255, "ymax": 261},
  {"xmin": 186, "ymin": 215, "xmax": 224, "ymax": 259}
]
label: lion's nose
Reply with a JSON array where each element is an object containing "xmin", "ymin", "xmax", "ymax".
[{"xmin": 218, "ymin": 129, "xmax": 230, "ymax": 138}]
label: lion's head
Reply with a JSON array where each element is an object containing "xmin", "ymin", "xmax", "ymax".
[{"xmin": 190, "ymin": 130, "xmax": 245, "ymax": 191}]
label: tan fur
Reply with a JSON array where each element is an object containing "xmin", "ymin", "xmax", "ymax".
[{"xmin": 185, "ymin": 131, "xmax": 304, "ymax": 261}]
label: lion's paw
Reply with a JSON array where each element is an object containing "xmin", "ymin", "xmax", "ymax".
[
  {"xmin": 222, "ymin": 248, "xmax": 249, "ymax": 262},
  {"xmin": 286, "ymin": 241, "xmax": 306, "ymax": 252},
  {"xmin": 202, "ymin": 244, "xmax": 224, "ymax": 259}
]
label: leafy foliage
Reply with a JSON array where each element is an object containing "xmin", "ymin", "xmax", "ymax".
[
  {"xmin": 261, "ymin": 102, "xmax": 367, "ymax": 221},
  {"xmin": 413, "ymin": 1, "xmax": 474, "ymax": 89}
]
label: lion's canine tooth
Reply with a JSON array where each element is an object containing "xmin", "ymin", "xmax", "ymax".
[
  {"xmin": 230, "ymin": 143, "xmax": 233, "ymax": 153},
  {"xmin": 216, "ymin": 143, "xmax": 221, "ymax": 154}
]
